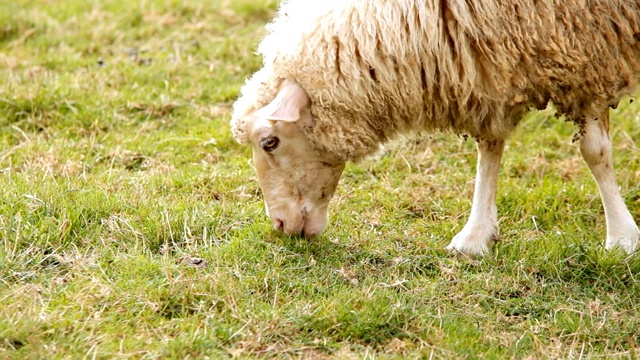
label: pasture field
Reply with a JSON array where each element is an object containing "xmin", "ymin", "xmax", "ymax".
[{"xmin": 2, "ymin": 0, "xmax": 640, "ymax": 358}]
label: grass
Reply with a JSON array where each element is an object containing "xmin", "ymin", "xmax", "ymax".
[{"xmin": 1, "ymin": 0, "xmax": 640, "ymax": 358}]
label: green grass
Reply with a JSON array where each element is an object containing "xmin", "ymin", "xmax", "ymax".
[{"xmin": 2, "ymin": 0, "xmax": 640, "ymax": 358}]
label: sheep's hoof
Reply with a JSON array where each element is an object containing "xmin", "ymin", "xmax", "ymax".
[
  {"xmin": 447, "ymin": 248, "xmax": 480, "ymax": 260},
  {"xmin": 446, "ymin": 225, "xmax": 498, "ymax": 257},
  {"xmin": 605, "ymin": 232, "xmax": 639, "ymax": 255}
]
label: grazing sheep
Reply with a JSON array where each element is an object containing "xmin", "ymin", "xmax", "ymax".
[{"xmin": 230, "ymin": 0, "xmax": 640, "ymax": 256}]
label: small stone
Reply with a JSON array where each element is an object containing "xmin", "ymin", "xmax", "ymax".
[{"xmin": 176, "ymin": 257, "xmax": 207, "ymax": 268}]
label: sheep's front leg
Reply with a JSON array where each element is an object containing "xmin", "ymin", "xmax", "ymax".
[
  {"xmin": 447, "ymin": 139, "xmax": 504, "ymax": 256},
  {"xmin": 580, "ymin": 114, "xmax": 638, "ymax": 253}
]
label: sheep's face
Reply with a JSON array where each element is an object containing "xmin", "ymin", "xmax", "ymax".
[{"xmin": 243, "ymin": 79, "xmax": 346, "ymax": 237}]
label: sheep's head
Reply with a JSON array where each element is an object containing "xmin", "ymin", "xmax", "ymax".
[{"xmin": 232, "ymin": 79, "xmax": 346, "ymax": 237}]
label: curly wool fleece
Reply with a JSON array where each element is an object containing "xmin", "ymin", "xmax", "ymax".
[{"xmin": 231, "ymin": 0, "xmax": 640, "ymax": 162}]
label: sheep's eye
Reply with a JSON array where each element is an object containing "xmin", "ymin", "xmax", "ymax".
[{"xmin": 260, "ymin": 136, "xmax": 280, "ymax": 152}]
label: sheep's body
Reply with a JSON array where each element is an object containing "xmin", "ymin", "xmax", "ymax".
[
  {"xmin": 232, "ymin": 0, "xmax": 640, "ymax": 161},
  {"xmin": 231, "ymin": 0, "xmax": 640, "ymax": 255}
]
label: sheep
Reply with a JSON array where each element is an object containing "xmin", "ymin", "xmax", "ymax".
[{"xmin": 230, "ymin": 0, "xmax": 640, "ymax": 256}]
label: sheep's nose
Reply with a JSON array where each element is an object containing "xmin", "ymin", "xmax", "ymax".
[
  {"xmin": 273, "ymin": 218, "xmax": 308, "ymax": 237},
  {"xmin": 273, "ymin": 219, "xmax": 284, "ymax": 232}
]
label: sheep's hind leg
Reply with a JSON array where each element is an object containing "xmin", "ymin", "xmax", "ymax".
[
  {"xmin": 579, "ymin": 113, "xmax": 639, "ymax": 253},
  {"xmin": 447, "ymin": 139, "xmax": 504, "ymax": 256}
]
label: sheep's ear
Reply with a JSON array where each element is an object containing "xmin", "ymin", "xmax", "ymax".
[{"xmin": 256, "ymin": 79, "xmax": 310, "ymax": 122}]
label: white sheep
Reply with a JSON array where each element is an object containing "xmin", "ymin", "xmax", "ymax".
[{"xmin": 231, "ymin": 0, "xmax": 640, "ymax": 256}]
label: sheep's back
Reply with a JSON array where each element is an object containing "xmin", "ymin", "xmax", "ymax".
[{"xmin": 257, "ymin": 0, "xmax": 640, "ymax": 159}]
